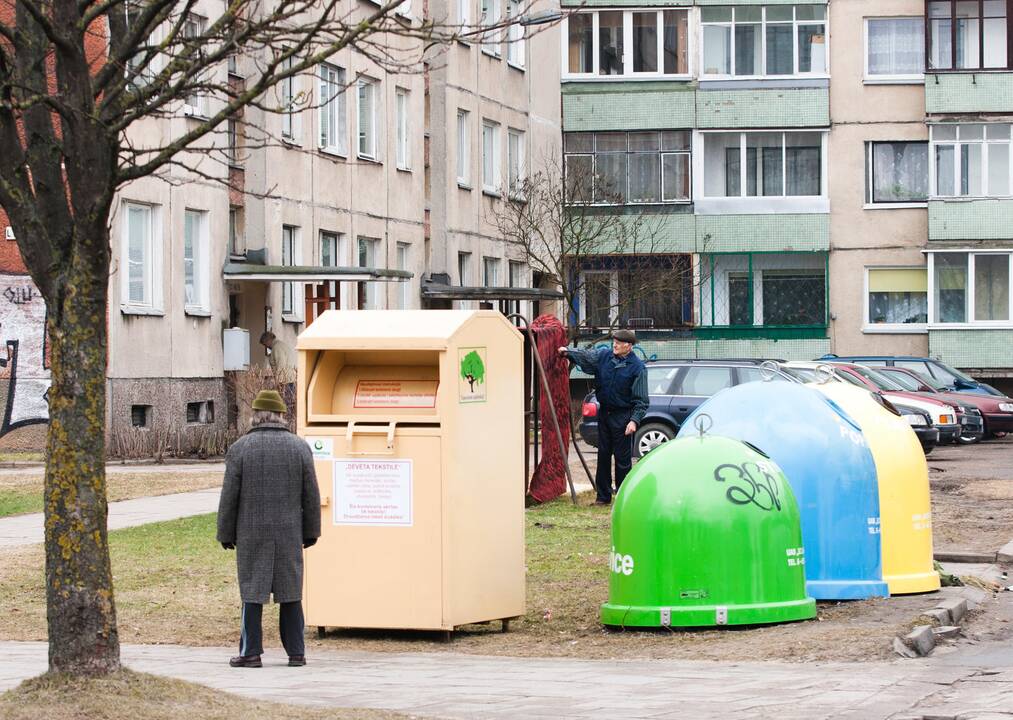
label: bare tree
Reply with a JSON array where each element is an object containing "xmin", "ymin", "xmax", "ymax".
[
  {"xmin": 493, "ymin": 153, "xmax": 701, "ymax": 341},
  {"xmin": 0, "ymin": 0, "xmax": 547, "ymax": 675}
]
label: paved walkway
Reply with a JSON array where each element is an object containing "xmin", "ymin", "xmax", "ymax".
[
  {"xmin": 0, "ymin": 641, "xmax": 1010, "ymax": 719},
  {"xmin": 0, "ymin": 461, "xmax": 224, "ymax": 477},
  {"xmin": 0, "ymin": 488, "xmax": 221, "ymax": 549}
]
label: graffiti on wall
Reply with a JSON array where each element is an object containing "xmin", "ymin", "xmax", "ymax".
[{"xmin": 0, "ymin": 273, "xmax": 50, "ymax": 435}]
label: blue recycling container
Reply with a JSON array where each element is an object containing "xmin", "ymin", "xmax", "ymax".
[{"xmin": 678, "ymin": 381, "xmax": 889, "ymax": 600}]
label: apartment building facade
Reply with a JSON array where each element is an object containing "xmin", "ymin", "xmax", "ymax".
[
  {"xmin": 561, "ymin": 0, "xmax": 1013, "ymax": 390},
  {"xmin": 0, "ymin": 0, "xmax": 561, "ymax": 451}
]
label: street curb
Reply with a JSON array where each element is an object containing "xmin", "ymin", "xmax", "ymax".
[
  {"xmin": 933, "ymin": 550, "xmax": 997, "ymax": 564},
  {"xmin": 997, "ymin": 539, "xmax": 1013, "ymax": 565}
]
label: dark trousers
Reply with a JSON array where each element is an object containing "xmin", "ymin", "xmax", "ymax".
[
  {"xmin": 239, "ymin": 601, "xmax": 305, "ymax": 658},
  {"xmin": 595, "ymin": 412, "xmax": 633, "ymax": 503}
]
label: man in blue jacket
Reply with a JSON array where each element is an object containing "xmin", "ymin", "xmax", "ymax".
[{"xmin": 559, "ymin": 329, "xmax": 649, "ymax": 505}]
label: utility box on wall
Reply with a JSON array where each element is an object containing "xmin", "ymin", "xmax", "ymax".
[
  {"xmin": 296, "ymin": 310, "xmax": 525, "ymax": 632},
  {"xmin": 223, "ymin": 328, "xmax": 250, "ymax": 371}
]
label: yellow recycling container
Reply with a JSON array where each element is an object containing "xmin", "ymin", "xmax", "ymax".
[
  {"xmin": 296, "ymin": 310, "xmax": 525, "ymax": 632},
  {"xmin": 810, "ymin": 382, "xmax": 939, "ymax": 595}
]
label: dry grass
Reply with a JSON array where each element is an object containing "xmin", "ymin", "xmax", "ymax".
[
  {"xmin": 0, "ymin": 495, "xmax": 986, "ymax": 664},
  {"xmin": 0, "ymin": 669, "xmax": 408, "ymax": 720},
  {"xmin": 0, "ymin": 471, "xmax": 222, "ymax": 519}
]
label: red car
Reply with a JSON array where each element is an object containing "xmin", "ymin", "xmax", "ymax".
[{"xmin": 876, "ymin": 366, "xmax": 1013, "ymax": 440}]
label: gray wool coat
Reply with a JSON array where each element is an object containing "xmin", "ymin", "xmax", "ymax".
[{"xmin": 216, "ymin": 422, "xmax": 322, "ymax": 604}]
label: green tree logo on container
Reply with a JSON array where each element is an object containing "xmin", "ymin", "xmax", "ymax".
[
  {"xmin": 460, "ymin": 351, "xmax": 485, "ymax": 391},
  {"xmin": 458, "ymin": 347, "xmax": 488, "ymax": 403}
]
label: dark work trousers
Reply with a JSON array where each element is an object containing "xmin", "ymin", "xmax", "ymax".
[
  {"xmin": 595, "ymin": 412, "xmax": 634, "ymax": 503},
  {"xmin": 239, "ymin": 601, "xmax": 305, "ymax": 658}
]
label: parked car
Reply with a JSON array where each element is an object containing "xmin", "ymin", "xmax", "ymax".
[
  {"xmin": 874, "ymin": 366, "xmax": 1013, "ymax": 439},
  {"xmin": 578, "ymin": 360, "xmax": 794, "ymax": 458},
  {"xmin": 777, "ymin": 363, "xmax": 940, "ymax": 454},
  {"xmin": 820, "ymin": 355, "xmax": 1004, "ymax": 397},
  {"xmin": 781, "ymin": 361, "xmax": 966, "ymax": 444}
]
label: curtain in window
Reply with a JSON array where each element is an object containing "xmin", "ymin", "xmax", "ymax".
[
  {"xmin": 872, "ymin": 142, "xmax": 929, "ymax": 202},
  {"xmin": 868, "ymin": 19, "xmax": 924, "ymax": 75},
  {"xmin": 762, "ymin": 273, "xmax": 825, "ymax": 325},
  {"xmin": 786, "ymin": 145, "xmax": 821, "ymax": 196}
]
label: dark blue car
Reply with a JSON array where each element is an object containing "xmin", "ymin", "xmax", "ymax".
[
  {"xmin": 578, "ymin": 360, "xmax": 794, "ymax": 458},
  {"xmin": 821, "ymin": 355, "xmax": 1003, "ymax": 397}
]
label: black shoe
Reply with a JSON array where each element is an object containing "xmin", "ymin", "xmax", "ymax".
[
  {"xmin": 593, "ymin": 499, "xmax": 611, "ymax": 506},
  {"xmin": 288, "ymin": 655, "xmax": 306, "ymax": 667},
  {"xmin": 229, "ymin": 654, "xmax": 262, "ymax": 668}
]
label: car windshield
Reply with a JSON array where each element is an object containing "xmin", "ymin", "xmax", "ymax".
[
  {"xmin": 931, "ymin": 361, "xmax": 976, "ymax": 384},
  {"xmin": 913, "ymin": 371, "xmax": 948, "ymax": 391},
  {"xmin": 848, "ymin": 365, "xmax": 907, "ymax": 391},
  {"xmin": 880, "ymin": 370, "xmax": 929, "ymax": 392}
]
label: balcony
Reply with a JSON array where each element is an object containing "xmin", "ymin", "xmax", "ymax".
[
  {"xmin": 562, "ymin": 82, "xmax": 695, "ymax": 133},
  {"xmin": 929, "ymin": 328, "xmax": 1013, "ymax": 370},
  {"xmin": 926, "ymin": 72, "xmax": 1013, "ymax": 115},
  {"xmin": 928, "ymin": 199, "xmax": 1013, "ymax": 241}
]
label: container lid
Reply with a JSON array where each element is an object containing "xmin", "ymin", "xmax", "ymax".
[{"xmin": 297, "ymin": 310, "xmax": 514, "ymax": 350}]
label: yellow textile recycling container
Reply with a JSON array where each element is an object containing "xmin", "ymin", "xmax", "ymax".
[
  {"xmin": 810, "ymin": 382, "xmax": 939, "ymax": 595},
  {"xmin": 296, "ymin": 310, "xmax": 525, "ymax": 632}
]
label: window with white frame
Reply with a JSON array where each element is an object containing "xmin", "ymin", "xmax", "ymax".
[
  {"xmin": 867, "ymin": 268, "xmax": 928, "ymax": 326},
  {"xmin": 865, "ymin": 18, "xmax": 925, "ymax": 82},
  {"xmin": 507, "ymin": 128, "xmax": 525, "ymax": 197},
  {"xmin": 123, "ymin": 202, "xmax": 159, "ymax": 308},
  {"xmin": 357, "ymin": 78, "xmax": 378, "ymax": 159},
  {"xmin": 281, "ymin": 225, "xmax": 300, "ymax": 318},
  {"xmin": 226, "ymin": 118, "xmax": 241, "ymax": 166},
  {"xmin": 396, "ymin": 88, "xmax": 410, "ymax": 170},
  {"xmin": 182, "ymin": 14, "xmax": 208, "ymax": 117},
  {"xmin": 506, "ymin": 0, "xmax": 526, "ymax": 67},
  {"xmin": 183, "ymin": 209, "xmax": 209, "ymax": 312},
  {"xmin": 927, "ymin": 0, "xmax": 1010, "ymax": 71},
  {"xmin": 458, "ymin": 0, "xmax": 471, "ymax": 29},
  {"xmin": 932, "ymin": 123, "xmax": 1013, "ymax": 197},
  {"xmin": 702, "ymin": 131, "xmax": 825, "ymax": 198},
  {"xmin": 482, "ymin": 120, "xmax": 501, "ymax": 193},
  {"xmin": 458, "ymin": 251, "xmax": 472, "ymax": 285},
  {"xmin": 320, "ymin": 230, "xmax": 340, "ymax": 267},
  {"xmin": 280, "ymin": 56, "xmax": 298, "ymax": 142},
  {"xmin": 124, "ymin": 2, "xmax": 157, "ymax": 89},
  {"xmin": 483, "ymin": 256, "xmax": 501, "ymax": 286},
  {"xmin": 866, "ymin": 141, "xmax": 929, "ymax": 204},
  {"xmin": 564, "ymin": 130, "xmax": 691, "ymax": 204},
  {"xmin": 563, "ymin": 9, "xmax": 690, "ymax": 78},
  {"xmin": 457, "ymin": 109, "xmax": 471, "ymax": 186},
  {"xmin": 357, "ymin": 236, "xmax": 380, "ymax": 309},
  {"xmin": 481, "ymin": 0, "xmax": 502, "ymax": 57},
  {"xmin": 396, "ymin": 242, "xmax": 411, "ymax": 309},
  {"xmin": 318, "ymin": 63, "xmax": 347, "ymax": 155},
  {"xmin": 579, "ymin": 256, "xmax": 693, "ymax": 329},
  {"xmin": 229, "ymin": 206, "xmax": 244, "ymax": 256},
  {"xmin": 507, "ymin": 259, "xmax": 526, "ymax": 315},
  {"xmin": 931, "ymin": 251, "xmax": 1012, "ymax": 323},
  {"xmin": 701, "ymin": 5, "xmax": 826, "ymax": 77}
]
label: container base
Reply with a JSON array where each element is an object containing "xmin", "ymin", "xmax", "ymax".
[
  {"xmin": 885, "ymin": 570, "xmax": 941, "ymax": 595},
  {"xmin": 805, "ymin": 579, "xmax": 890, "ymax": 600},
  {"xmin": 600, "ymin": 597, "xmax": 817, "ymax": 628}
]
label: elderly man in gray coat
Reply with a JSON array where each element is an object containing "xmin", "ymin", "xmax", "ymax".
[{"xmin": 217, "ymin": 389, "xmax": 321, "ymax": 668}]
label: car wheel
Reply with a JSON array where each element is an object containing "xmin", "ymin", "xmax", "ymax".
[
  {"xmin": 989, "ymin": 431, "xmax": 1008, "ymax": 439},
  {"xmin": 957, "ymin": 431, "xmax": 983, "ymax": 445},
  {"xmin": 634, "ymin": 423, "xmax": 675, "ymax": 459},
  {"xmin": 922, "ymin": 445, "xmax": 933, "ymax": 456}
]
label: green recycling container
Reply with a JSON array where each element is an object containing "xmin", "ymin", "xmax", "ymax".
[{"xmin": 600, "ymin": 434, "xmax": 816, "ymax": 628}]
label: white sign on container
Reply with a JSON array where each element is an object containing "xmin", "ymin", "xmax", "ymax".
[{"xmin": 333, "ymin": 459, "xmax": 413, "ymax": 526}]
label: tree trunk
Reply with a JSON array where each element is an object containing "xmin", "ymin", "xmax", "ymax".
[{"xmin": 44, "ymin": 220, "xmax": 119, "ymax": 674}]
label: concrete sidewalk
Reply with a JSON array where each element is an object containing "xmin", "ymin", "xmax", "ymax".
[
  {"xmin": 0, "ymin": 462, "xmax": 224, "ymax": 477},
  {"xmin": 1, "ymin": 641, "xmax": 1011, "ymax": 719},
  {"xmin": 0, "ymin": 488, "xmax": 221, "ymax": 549}
]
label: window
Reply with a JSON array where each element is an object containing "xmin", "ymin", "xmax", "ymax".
[
  {"xmin": 182, "ymin": 14, "xmax": 208, "ymax": 117},
  {"xmin": 228, "ymin": 207, "xmax": 244, "ymax": 256},
  {"xmin": 928, "ymin": 0, "xmax": 1009, "ymax": 71},
  {"xmin": 866, "ymin": 142, "xmax": 929, "ymax": 204},
  {"xmin": 357, "ymin": 236, "xmax": 380, "ymax": 309},
  {"xmin": 186, "ymin": 400, "xmax": 214, "ymax": 424},
  {"xmin": 124, "ymin": 3, "xmax": 156, "ymax": 89},
  {"xmin": 396, "ymin": 88, "xmax": 410, "ymax": 170},
  {"xmin": 458, "ymin": 0, "xmax": 471, "ymax": 28},
  {"xmin": 932, "ymin": 123, "xmax": 1013, "ymax": 197},
  {"xmin": 458, "ymin": 251, "xmax": 472, "ymax": 285},
  {"xmin": 320, "ymin": 231, "xmax": 340, "ymax": 267},
  {"xmin": 123, "ymin": 202, "xmax": 158, "ymax": 308},
  {"xmin": 357, "ymin": 78, "xmax": 378, "ymax": 159},
  {"xmin": 701, "ymin": 5, "xmax": 826, "ymax": 77},
  {"xmin": 397, "ymin": 242, "xmax": 411, "ymax": 309},
  {"xmin": 647, "ymin": 367, "xmax": 680, "ymax": 394},
  {"xmin": 763, "ymin": 271, "xmax": 825, "ymax": 325},
  {"xmin": 228, "ymin": 52, "xmax": 240, "ymax": 77},
  {"xmin": 866, "ymin": 18, "xmax": 925, "ymax": 82},
  {"xmin": 226, "ymin": 118, "xmax": 241, "ymax": 166},
  {"xmin": 507, "ymin": 260, "xmax": 525, "ymax": 315},
  {"xmin": 507, "ymin": 129, "xmax": 525, "ymax": 197},
  {"xmin": 318, "ymin": 64, "xmax": 347, "ymax": 155},
  {"xmin": 578, "ymin": 255, "xmax": 693, "ymax": 329},
  {"xmin": 482, "ymin": 120, "xmax": 501, "ymax": 193},
  {"xmin": 281, "ymin": 225, "xmax": 298, "ymax": 317},
  {"xmin": 506, "ymin": 0, "xmax": 526, "ymax": 66},
  {"xmin": 183, "ymin": 209, "xmax": 208, "ymax": 312},
  {"xmin": 563, "ymin": 10, "xmax": 690, "ymax": 78},
  {"xmin": 280, "ymin": 56, "xmax": 297, "ymax": 142},
  {"xmin": 457, "ymin": 110, "xmax": 471, "ymax": 186},
  {"xmin": 931, "ymin": 252, "xmax": 1013, "ymax": 323},
  {"xmin": 867, "ymin": 268, "xmax": 929, "ymax": 326},
  {"xmin": 131, "ymin": 404, "xmax": 151, "ymax": 428},
  {"xmin": 563, "ymin": 130, "xmax": 691, "ymax": 205},
  {"xmin": 678, "ymin": 367, "xmax": 734, "ymax": 396},
  {"xmin": 703, "ymin": 131, "xmax": 824, "ymax": 199},
  {"xmin": 483, "ymin": 256, "xmax": 501, "ymax": 286},
  {"xmin": 481, "ymin": 0, "xmax": 502, "ymax": 57}
]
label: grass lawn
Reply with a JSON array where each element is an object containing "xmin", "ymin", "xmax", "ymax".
[
  {"xmin": 0, "ymin": 493, "xmax": 978, "ymax": 662},
  {"xmin": 0, "ymin": 669, "xmax": 407, "ymax": 720},
  {"xmin": 0, "ymin": 470, "xmax": 222, "ymax": 519}
]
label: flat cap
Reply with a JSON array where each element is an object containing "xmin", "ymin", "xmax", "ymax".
[{"xmin": 612, "ymin": 329, "xmax": 637, "ymax": 344}]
